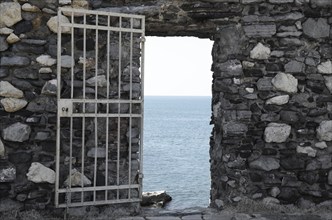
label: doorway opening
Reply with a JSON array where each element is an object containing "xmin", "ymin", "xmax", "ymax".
[{"xmin": 143, "ymin": 37, "xmax": 213, "ymax": 209}]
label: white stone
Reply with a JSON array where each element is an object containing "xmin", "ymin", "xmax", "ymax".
[
  {"xmin": 318, "ymin": 60, "xmax": 332, "ymax": 74},
  {"xmin": 47, "ymin": 15, "xmax": 71, "ymax": 34},
  {"xmin": 61, "ymin": 55, "xmax": 74, "ymax": 68},
  {"xmin": 0, "ymin": 81, "xmax": 24, "ymax": 98},
  {"xmin": 0, "ymin": 2, "xmax": 22, "ymax": 27},
  {"xmin": 21, "ymin": 3, "xmax": 40, "ymax": 12},
  {"xmin": 266, "ymin": 95, "xmax": 289, "ymax": 105},
  {"xmin": 264, "ymin": 123, "xmax": 291, "ymax": 143},
  {"xmin": 250, "ymin": 42, "xmax": 271, "ymax": 60},
  {"xmin": 0, "ymin": 139, "xmax": 4, "ymax": 157},
  {"xmin": 297, "ymin": 146, "xmax": 317, "ymax": 157},
  {"xmin": 78, "ymin": 57, "xmax": 95, "ymax": 69},
  {"xmin": 0, "ymin": 98, "xmax": 28, "ymax": 112},
  {"xmin": 315, "ymin": 141, "xmax": 328, "ymax": 149},
  {"xmin": 3, "ymin": 122, "xmax": 31, "ymax": 142},
  {"xmin": 295, "ymin": 21, "xmax": 302, "ymax": 30},
  {"xmin": 64, "ymin": 169, "xmax": 91, "ymax": 187},
  {"xmin": 6, "ymin": 33, "xmax": 20, "ymax": 44},
  {"xmin": 36, "ymin": 55, "xmax": 56, "ymax": 66},
  {"xmin": 0, "ymin": 27, "xmax": 13, "ymax": 35},
  {"xmin": 245, "ymin": 88, "xmax": 254, "ymax": 93},
  {"xmin": 317, "ymin": 120, "xmax": 332, "ymax": 141},
  {"xmin": 86, "ymin": 75, "xmax": 108, "ymax": 87},
  {"xmin": 39, "ymin": 67, "xmax": 52, "ymax": 74},
  {"xmin": 41, "ymin": 79, "xmax": 57, "ymax": 96},
  {"xmin": 233, "ymin": 78, "xmax": 241, "ymax": 85},
  {"xmin": 26, "ymin": 162, "xmax": 55, "ymax": 184},
  {"xmin": 242, "ymin": 61, "xmax": 255, "ymax": 68},
  {"xmin": 324, "ymin": 76, "xmax": 332, "ymax": 93},
  {"xmin": 271, "ymin": 72, "xmax": 298, "ymax": 93},
  {"xmin": 59, "ymin": 0, "xmax": 72, "ymax": 5}
]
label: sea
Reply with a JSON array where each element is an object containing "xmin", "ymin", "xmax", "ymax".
[{"xmin": 143, "ymin": 96, "xmax": 212, "ymax": 210}]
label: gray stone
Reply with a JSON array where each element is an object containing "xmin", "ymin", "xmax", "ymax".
[
  {"xmin": 13, "ymin": 68, "xmax": 39, "ymax": 80},
  {"xmin": 87, "ymin": 148, "xmax": 106, "ymax": 158},
  {"xmin": 280, "ymin": 38, "xmax": 303, "ymax": 46},
  {"xmin": 311, "ymin": 0, "xmax": 332, "ymax": 7},
  {"xmin": 0, "ymin": 81, "xmax": 24, "ymax": 98},
  {"xmin": 250, "ymin": 42, "xmax": 271, "ymax": 60},
  {"xmin": 41, "ymin": 79, "xmax": 57, "ymax": 96},
  {"xmin": 264, "ymin": 123, "xmax": 291, "ymax": 143},
  {"xmin": 243, "ymin": 24, "xmax": 276, "ymax": 37},
  {"xmin": 303, "ymin": 18, "xmax": 330, "ymax": 39},
  {"xmin": 315, "ymin": 141, "xmax": 327, "ymax": 149},
  {"xmin": 266, "ymin": 95, "xmax": 289, "ymax": 105},
  {"xmin": 26, "ymin": 96, "xmax": 57, "ymax": 113},
  {"xmin": 0, "ymin": 2, "xmax": 22, "ymax": 27},
  {"xmin": 215, "ymin": 60, "xmax": 243, "ymax": 77},
  {"xmin": 34, "ymin": 132, "xmax": 50, "ymax": 141},
  {"xmin": 297, "ymin": 146, "xmax": 317, "ymax": 157},
  {"xmin": 0, "ymin": 36, "xmax": 8, "ymax": 51},
  {"xmin": 290, "ymin": 93, "xmax": 316, "ymax": 108},
  {"xmin": 26, "ymin": 162, "xmax": 55, "ymax": 184},
  {"xmin": 317, "ymin": 120, "xmax": 332, "ymax": 141},
  {"xmin": 0, "ymin": 27, "xmax": 13, "ymax": 34},
  {"xmin": 273, "ymin": 12, "xmax": 303, "ymax": 21},
  {"xmin": 0, "ymin": 161, "xmax": 16, "ymax": 182},
  {"xmin": 0, "ymin": 56, "xmax": 30, "ymax": 67},
  {"xmin": 284, "ymin": 60, "xmax": 305, "ymax": 73},
  {"xmin": 86, "ymin": 75, "xmax": 108, "ymax": 87},
  {"xmin": 271, "ymin": 73, "xmax": 298, "ymax": 93},
  {"xmin": 141, "ymin": 191, "xmax": 172, "ymax": 208},
  {"xmin": 269, "ymin": 0, "xmax": 293, "ymax": 3},
  {"xmin": 241, "ymin": 0, "xmax": 264, "ymax": 4},
  {"xmin": 263, "ymin": 197, "xmax": 280, "ymax": 205},
  {"xmin": 0, "ymin": 68, "xmax": 9, "ymax": 78},
  {"xmin": 22, "ymin": 3, "xmax": 41, "ymax": 12},
  {"xmin": 318, "ymin": 60, "xmax": 332, "ymax": 74},
  {"xmin": 276, "ymin": 31, "xmax": 302, "ymax": 37},
  {"xmin": 39, "ymin": 67, "xmax": 52, "ymax": 74},
  {"xmin": 328, "ymin": 170, "xmax": 332, "ymax": 185},
  {"xmin": 64, "ymin": 169, "xmax": 92, "ymax": 187},
  {"xmin": 324, "ymin": 76, "xmax": 332, "ymax": 93},
  {"xmin": 3, "ymin": 122, "xmax": 31, "ymax": 142},
  {"xmin": 6, "ymin": 33, "xmax": 20, "ymax": 44},
  {"xmin": 36, "ymin": 55, "xmax": 56, "ymax": 66},
  {"xmin": 223, "ymin": 122, "xmax": 248, "ymax": 137},
  {"xmin": 249, "ymin": 156, "xmax": 280, "ymax": 171},
  {"xmin": 47, "ymin": 15, "xmax": 71, "ymax": 34},
  {"xmin": 0, "ymin": 139, "xmax": 4, "ymax": 157},
  {"xmin": 61, "ymin": 55, "xmax": 74, "ymax": 68},
  {"xmin": 270, "ymin": 187, "xmax": 280, "ymax": 197},
  {"xmin": 0, "ymin": 98, "xmax": 28, "ymax": 112},
  {"xmin": 257, "ymin": 77, "xmax": 274, "ymax": 91}
]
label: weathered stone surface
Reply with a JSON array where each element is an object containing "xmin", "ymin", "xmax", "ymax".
[
  {"xmin": 264, "ymin": 123, "xmax": 291, "ymax": 143},
  {"xmin": 61, "ymin": 55, "xmax": 74, "ymax": 68},
  {"xmin": 0, "ymin": 27, "xmax": 13, "ymax": 35},
  {"xmin": 223, "ymin": 122, "xmax": 248, "ymax": 137},
  {"xmin": 249, "ymin": 156, "xmax": 280, "ymax": 171},
  {"xmin": 141, "ymin": 191, "xmax": 172, "ymax": 208},
  {"xmin": 36, "ymin": 55, "xmax": 56, "ymax": 66},
  {"xmin": 41, "ymin": 79, "xmax": 57, "ymax": 96},
  {"xmin": 317, "ymin": 120, "xmax": 332, "ymax": 141},
  {"xmin": 3, "ymin": 122, "xmax": 31, "ymax": 142},
  {"xmin": 0, "ymin": 161, "xmax": 15, "ymax": 182},
  {"xmin": 64, "ymin": 169, "xmax": 91, "ymax": 187},
  {"xmin": 257, "ymin": 77, "xmax": 273, "ymax": 91},
  {"xmin": 0, "ymin": 56, "xmax": 30, "ymax": 67},
  {"xmin": 0, "ymin": 81, "xmax": 24, "ymax": 98},
  {"xmin": 303, "ymin": 18, "xmax": 330, "ymax": 39},
  {"xmin": 86, "ymin": 75, "xmax": 108, "ymax": 88},
  {"xmin": 22, "ymin": 3, "xmax": 41, "ymax": 12},
  {"xmin": 296, "ymin": 146, "xmax": 317, "ymax": 157},
  {"xmin": 26, "ymin": 162, "xmax": 55, "ymax": 184},
  {"xmin": 34, "ymin": 132, "xmax": 50, "ymax": 141},
  {"xmin": 26, "ymin": 96, "xmax": 57, "ymax": 113},
  {"xmin": 0, "ymin": 2, "xmax": 22, "ymax": 27},
  {"xmin": 6, "ymin": 33, "xmax": 20, "ymax": 44},
  {"xmin": 0, "ymin": 98, "xmax": 28, "ymax": 112},
  {"xmin": 271, "ymin": 73, "xmax": 298, "ymax": 93},
  {"xmin": 215, "ymin": 60, "xmax": 243, "ymax": 77},
  {"xmin": 315, "ymin": 141, "xmax": 327, "ymax": 149},
  {"xmin": 47, "ymin": 15, "xmax": 71, "ymax": 34},
  {"xmin": 318, "ymin": 60, "xmax": 332, "ymax": 74},
  {"xmin": 0, "ymin": 36, "xmax": 8, "ymax": 51},
  {"xmin": 270, "ymin": 187, "xmax": 280, "ymax": 197},
  {"xmin": 284, "ymin": 60, "xmax": 305, "ymax": 73},
  {"xmin": 62, "ymin": 0, "xmax": 90, "ymax": 16},
  {"xmin": 324, "ymin": 76, "xmax": 332, "ymax": 93},
  {"xmin": 250, "ymin": 43, "xmax": 271, "ymax": 60},
  {"xmin": 243, "ymin": 24, "xmax": 276, "ymax": 37},
  {"xmin": 39, "ymin": 67, "xmax": 52, "ymax": 74},
  {"xmin": 266, "ymin": 95, "xmax": 289, "ymax": 105},
  {"xmin": 0, "ymin": 139, "xmax": 4, "ymax": 157}
]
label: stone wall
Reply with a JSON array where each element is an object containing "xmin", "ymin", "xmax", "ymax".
[{"xmin": 0, "ymin": 0, "xmax": 332, "ymax": 213}]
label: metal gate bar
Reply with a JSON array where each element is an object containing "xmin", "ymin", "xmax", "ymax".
[{"xmin": 55, "ymin": 7, "xmax": 145, "ymax": 208}]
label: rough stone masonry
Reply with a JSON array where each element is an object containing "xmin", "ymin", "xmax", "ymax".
[{"xmin": 0, "ymin": 0, "xmax": 332, "ymax": 213}]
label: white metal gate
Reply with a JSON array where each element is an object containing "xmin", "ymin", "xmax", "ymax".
[{"xmin": 55, "ymin": 8, "xmax": 145, "ymax": 207}]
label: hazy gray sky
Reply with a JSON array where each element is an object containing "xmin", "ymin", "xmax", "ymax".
[{"xmin": 144, "ymin": 37, "xmax": 213, "ymax": 96}]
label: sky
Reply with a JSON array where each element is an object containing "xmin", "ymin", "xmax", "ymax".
[{"xmin": 144, "ymin": 37, "xmax": 214, "ymax": 97}]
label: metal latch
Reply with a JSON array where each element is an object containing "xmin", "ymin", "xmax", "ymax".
[{"xmin": 58, "ymin": 99, "xmax": 72, "ymax": 117}]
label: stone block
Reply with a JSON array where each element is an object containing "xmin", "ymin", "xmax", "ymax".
[
  {"xmin": 318, "ymin": 60, "xmax": 332, "ymax": 74},
  {"xmin": 26, "ymin": 162, "xmax": 55, "ymax": 184},
  {"xmin": 0, "ymin": 161, "xmax": 16, "ymax": 182},
  {"xmin": 284, "ymin": 60, "xmax": 305, "ymax": 73},
  {"xmin": 0, "ymin": 98, "xmax": 28, "ymax": 112},
  {"xmin": 303, "ymin": 18, "xmax": 330, "ymax": 39},
  {"xmin": 3, "ymin": 122, "xmax": 31, "ymax": 142},
  {"xmin": 47, "ymin": 15, "xmax": 71, "ymax": 34},
  {"xmin": 0, "ymin": 2, "xmax": 22, "ymax": 27},
  {"xmin": 215, "ymin": 59, "xmax": 243, "ymax": 77},
  {"xmin": 264, "ymin": 123, "xmax": 291, "ymax": 143},
  {"xmin": 0, "ymin": 56, "xmax": 30, "ymax": 67},
  {"xmin": 250, "ymin": 42, "xmax": 271, "ymax": 60},
  {"xmin": 271, "ymin": 72, "xmax": 298, "ymax": 93},
  {"xmin": 249, "ymin": 156, "xmax": 280, "ymax": 171},
  {"xmin": 223, "ymin": 122, "xmax": 248, "ymax": 137},
  {"xmin": 243, "ymin": 24, "xmax": 276, "ymax": 37},
  {"xmin": 317, "ymin": 120, "xmax": 332, "ymax": 141},
  {"xmin": 266, "ymin": 95, "xmax": 289, "ymax": 105}
]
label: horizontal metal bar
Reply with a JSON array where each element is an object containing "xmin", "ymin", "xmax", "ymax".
[
  {"xmin": 58, "ymin": 184, "xmax": 140, "ymax": 193},
  {"xmin": 60, "ymin": 23, "xmax": 144, "ymax": 33},
  {"xmin": 62, "ymin": 113, "xmax": 142, "ymax": 118},
  {"xmin": 57, "ymin": 198, "xmax": 141, "ymax": 208},
  {"xmin": 69, "ymin": 99, "xmax": 143, "ymax": 104},
  {"xmin": 60, "ymin": 7, "xmax": 145, "ymax": 19}
]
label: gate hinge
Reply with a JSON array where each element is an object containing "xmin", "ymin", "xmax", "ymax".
[{"xmin": 140, "ymin": 36, "xmax": 146, "ymax": 43}]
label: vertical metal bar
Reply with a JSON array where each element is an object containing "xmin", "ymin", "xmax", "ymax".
[
  {"xmin": 139, "ymin": 17, "xmax": 146, "ymax": 200},
  {"xmin": 55, "ymin": 8, "xmax": 62, "ymax": 207},
  {"xmin": 93, "ymin": 14, "xmax": 99, "ymax": 202},
  {"xmin": 117, "ymin": 16, "xmax": 122, "ymax": 200},
  {"xmin": 81, "ymin": 12, "xmax": 87, "ymax": 204},
  {"xmin": 105, "ymin": 14, "xmax": 111, "ymax": 201}
]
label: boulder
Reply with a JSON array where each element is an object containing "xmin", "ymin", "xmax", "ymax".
[
  {"xmin": 271, "ymin": 72, "xmax": 298, "ymax": 93},
  {"xmin": 26, "ymin": 162, "xmax": 55, "ymax": 184},
  {"xmin": 264, "ymin": 123, "xmax": 291, "ymax": 143},
  {"xmin": 0, "ymin": 98, "xmax": 28, "ymax": 112},
  {"xmin": 3, "ymin": 122, "xmax": 31, "ymax": 142},
  {"xmin": 317, "ymin": 120, "xmax": 332, "ymax": 141},
  {"xmin": 250, "ymin": 42, "xmax": 271, "ymax": 60},
  {"xmin": 0, "ymin": 81, "xmax": 24, "ymax": 98},
  {"xmin": 141, "ymin": 191, "xmax": 172, "ymax": 208},
  {"xmin": 249, "ymin": 156, "xmax": 280, "ymax": 171},
  {"xmin": 0, "ymin": 2, "xmax": 22, "ymax": 27}
]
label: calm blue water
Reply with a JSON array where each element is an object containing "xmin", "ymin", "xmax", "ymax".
[{"xmin": 143, "ymin": 96, "xmax": 212, "ymax": 210}]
